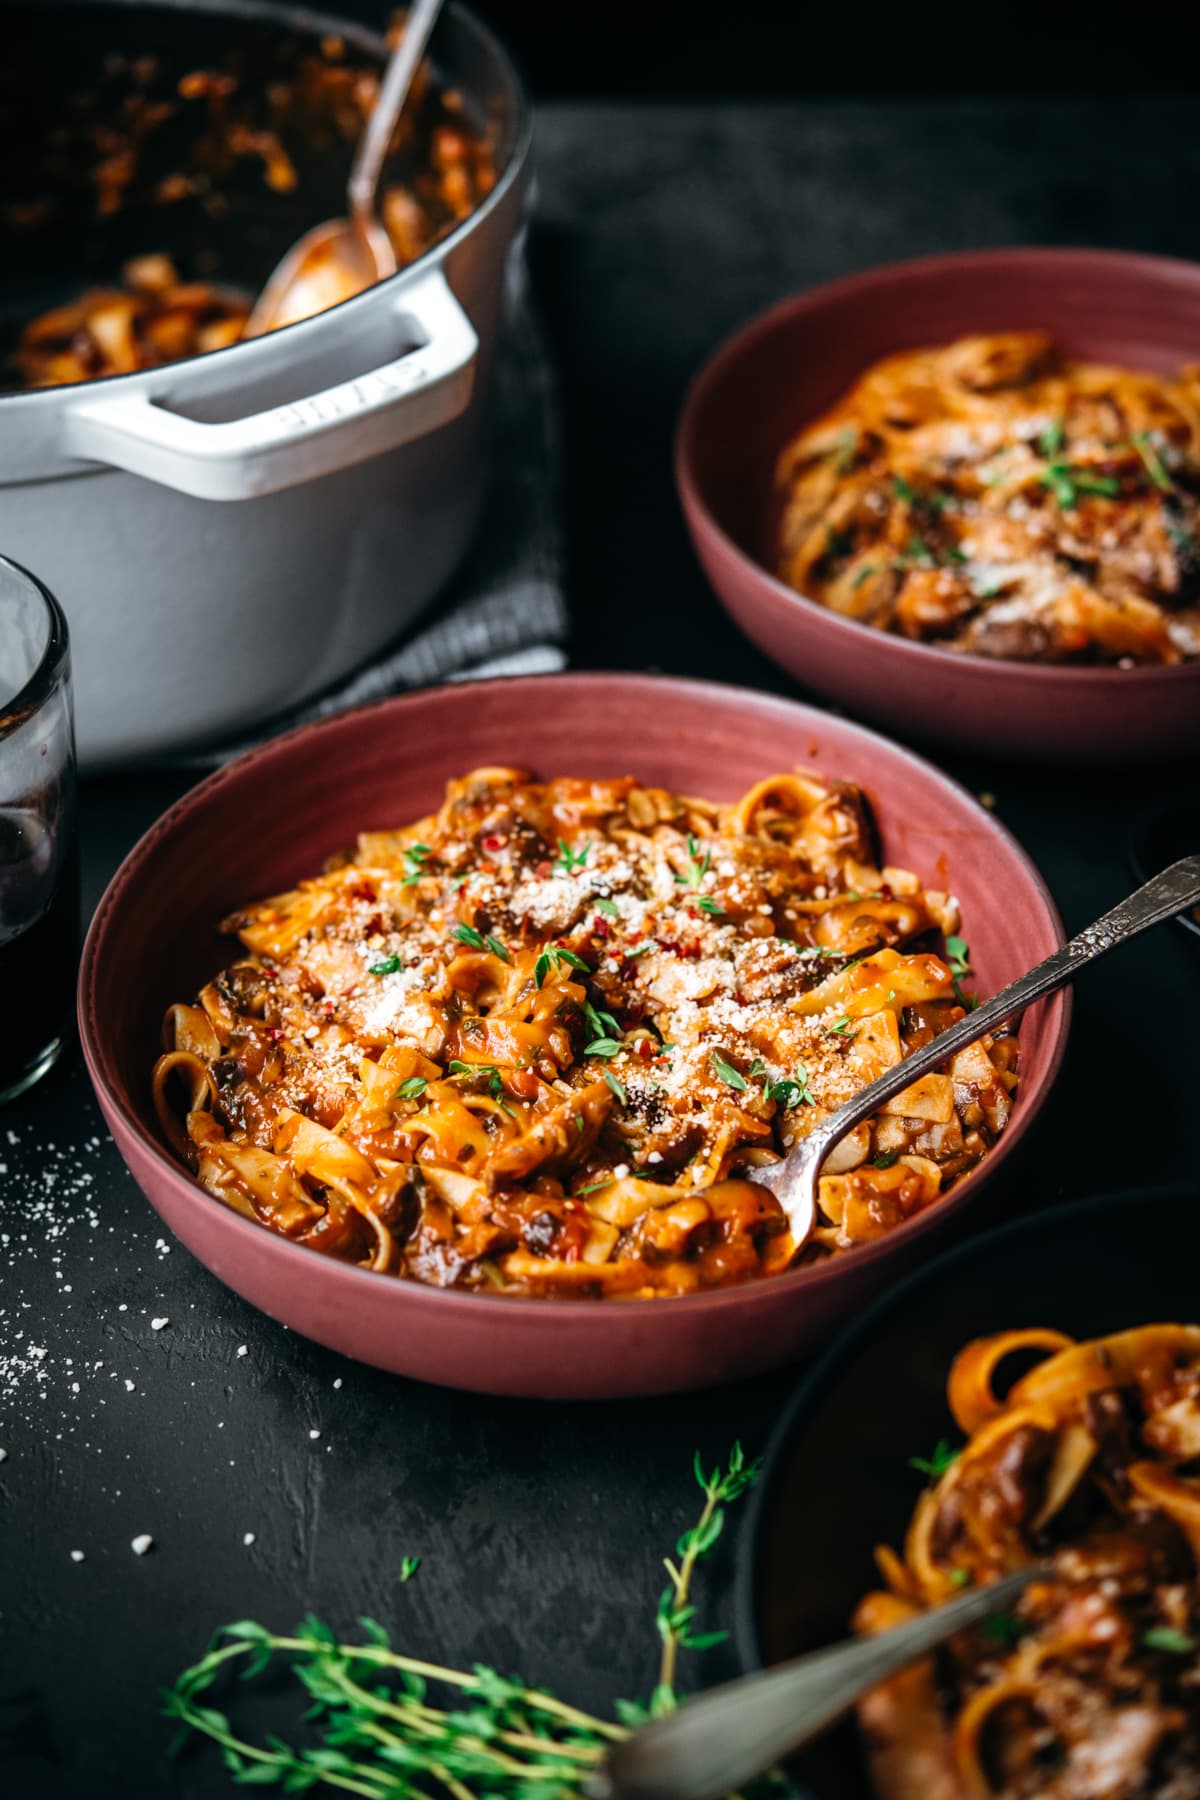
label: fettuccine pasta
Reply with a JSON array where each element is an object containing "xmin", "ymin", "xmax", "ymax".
[
  {"xmin": 776, "ymin": 333, "xmax": 1200, "ymax": 664},
  {"xmin": 856, "ymin": 1326, "xmax": 1200, "ymax": 1798},
  {"xmin": 152, "ymin": 767, "xmax": 1017, "ymax": 1298}
]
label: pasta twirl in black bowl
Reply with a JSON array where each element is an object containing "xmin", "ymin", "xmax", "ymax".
[{"xmin": 737, "ymin": 1185, "xmax": 1200, "ymax": 1800}]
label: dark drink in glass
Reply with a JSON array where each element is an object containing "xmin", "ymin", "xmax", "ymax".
[{"xmin": 0, "ymin": 559, "xmax": 78, "ymax": 1102}]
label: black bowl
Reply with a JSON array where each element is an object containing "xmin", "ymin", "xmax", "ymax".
[
  {"xmin": 735, "ymin": 1185, "xmax": 1200, "ymax": 1800},
  {"xmin": 1130, "ymin": 797, "xmax": 1200, "ymax": 943}
]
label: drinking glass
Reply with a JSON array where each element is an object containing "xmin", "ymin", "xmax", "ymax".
[{"xmin": 0, "ymin": 557, "xmax": 79, "ymax": 1102}]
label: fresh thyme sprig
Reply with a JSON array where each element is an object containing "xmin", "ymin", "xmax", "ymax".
[
  {"xmin": 553, "ymin": 838, "xmax": 590, "ymax": 876},
  {"xmin": 763, "ymin": 1059, "xmax": 816, "ymax": 1110},
  {"xmin": 164, "ymin": 1446, "xmax": 792, "ymax": 1799},
  {"xmin": 451, "ymin": 923, "xmax": 510, "ymax": 962},
  {"xmin": 908, "ymin": 1438, "xmax": 960, "ymax": 1483},
  {"xmin": 654, "ymin": 1444, "xmax": 762, "ymax": 1702},
  {"xmin": 1036, "ymin": 459, "xmax": 1120, "ymax": 509},
  {"xmin": 400, "ymin": 844, "xmax": 432, "ymax": 887},
  {"xmin": 444, "ymin": 1061, "xmax": 514, "ymax": 1117},
  {"xmin": 675, "ymin": 833, "xmax": 712, "ymax": 891},
  {"xmin": 534, "ymin": 944, "xmax": 591, "ymax": 988}
]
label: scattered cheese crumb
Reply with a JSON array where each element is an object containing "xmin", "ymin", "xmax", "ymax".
[
  {"xmin": 124, "ymin": 1380, "xmax": 135, "ymax": 1392},
  {"xmin": 332, "ymin": 1377, "xmax": 343, "ymax": 1389},
  {"xmin": 131, "ymin": 1534, "xmax": 154, "ymax": 1556},
  {"xmin": 243, "ymin": 1532, "xmax": 256, "ymax": 1547},
  {"xmin": 70, "ymin": 1550, "xmax": 84, "ymax": 1563},
  {"xmin": 150, "ymin": 1317, "xmax": 168, "ymax": 1331},
  {"xmin": 309, "ymin": 1428, "xmax": 321, "ymax": 1440},
  {"xmin": 0, "ymin": 1448, "xmax": 7, "ymax": 1462}
]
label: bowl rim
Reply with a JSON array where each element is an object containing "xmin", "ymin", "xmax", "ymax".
[
  {"xmin": 77, "ymin": 668, "xmax": 1071, "ymax": 1324},
  {"xmin": 675, "ymin": 244, "xmax": 1200, "ymax": 692},
  {"xmin": 733, "ymin": 1180, "xmax": 1198, "ymax": 1682},
  {"xmin": 0, "ymin": 0, "xmax": 534, "ymax": 406}
]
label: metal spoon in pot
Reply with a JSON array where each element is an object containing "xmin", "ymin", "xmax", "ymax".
[
  {"xmin": 590, "ymin": 1565, "xmax": 1039, "ymax": 1800},
  {"xmin": 710, "ymin": 855, "xmax": 1200, "ymax": 1257},
  {"xmin": 244, "ymin": 0, "xmax": 446, "ymax": 338}
]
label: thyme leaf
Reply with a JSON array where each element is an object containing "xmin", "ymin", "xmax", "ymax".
[
  {"xmin": 908, "ymin": 1439, "xmax": 960, "ymax": 1482},
  {"xmin": 709, "ymin": 1052, "xmax": 747, "ymax": 1091},
  {"xmin": 553, "ymin": 838, "xmax": 590, "ymax": 875},
  {"xmin": 534, "ymin": 944, "xmax": 591, "ymax": 987}
]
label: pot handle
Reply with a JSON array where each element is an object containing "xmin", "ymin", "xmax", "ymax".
[{"xmin": 60, "ymin": 267, "xmax": 478, "ymax": 503}]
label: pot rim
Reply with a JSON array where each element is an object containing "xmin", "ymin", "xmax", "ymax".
[{"xmin": 0, "ymin": 0, "xmax": 533, "ymax": 405}]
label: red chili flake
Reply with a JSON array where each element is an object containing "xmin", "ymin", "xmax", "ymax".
[
  {"xmin": 482, "ymin": 833, "xmax": 507, "ymax": 852},
  {"xmin": 735, "ymin": 991, "xmax": 748, "ymax": 1006},
  {"xmin": 880, "ymin": 883, "xmax": 894, "ymax": 901},
  {"xmin": 635, "ymin": 1039, "xmax": 654, "ymax": 1061},
  {"xmin": 658, "ymin": 934, "xmax": 703, "ymax": 959},
  {"xmin": 259, "ymin": 966, "xmax": 278, "ymax": 982},
  {"xmin": 266, "ymin": 1026, "xmax": 284, "ymax": 1042},
  {"xmin": 535, "ymin": 860, "xmax": 552, "ymax": 879},
  {"xmin": 592, "ymin": 915, "xmax": 611, "ymax": 939}
]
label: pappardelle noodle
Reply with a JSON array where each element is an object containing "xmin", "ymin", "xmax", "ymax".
[
  {"xmin": 152, "ymin": 768, "xmax": 1018, "ymax": 1298},
  {"xmin": 776, "ymin": 333, "xmax": 1200, "ymax": 665},
  {"xmin": 856, "ymin": 1325, "xmax": 1200, "ymax": 1799}
]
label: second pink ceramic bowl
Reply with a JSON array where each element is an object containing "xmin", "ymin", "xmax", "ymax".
[
  {"xmin": 78, "ymin": 673, "xmax": 1068, "ymax": 1397},
  {"xmin": 676, "ymin": 248, "xmax": 1200, "ymax": 761}
]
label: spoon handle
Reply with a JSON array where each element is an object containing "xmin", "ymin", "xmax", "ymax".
[
  {"xmin": 593, "ymin": 1567, "xmax": 1033, "ymax": 1800},
  {"xmin": 800, "ymin": 852, "xmax": 1200, "ymax": 1173},
  {"xmin": 349, "ymin": 0, "xmax": 446, "ymax": 221}
]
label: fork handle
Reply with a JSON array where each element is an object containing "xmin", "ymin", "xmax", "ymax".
[
  {"xmin": 800, "ymin": 853, "xmax": 1200, "ymax": 1172},
  {"xmin": 592, "ymin": 1568, "xmax": 1033, "ymax": 1800}
]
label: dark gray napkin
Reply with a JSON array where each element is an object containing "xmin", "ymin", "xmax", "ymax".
[{"xmin": 186, "ymin": 260, "xmax": 567, "ymax": 766}]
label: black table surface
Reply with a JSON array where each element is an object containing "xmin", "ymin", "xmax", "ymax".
[{"xmin": 4, "ymin": 96, "xmax": 1200, "ymax": 1800}]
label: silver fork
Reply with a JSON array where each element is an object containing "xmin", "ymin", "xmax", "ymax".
[
  {"xmin": 589, "ymin": 1566, "xmax": 1037, "ymax": 1800},
  {"xmin": 741, "ymin": 855, "xmax": 1200, "ymax": 1252}
]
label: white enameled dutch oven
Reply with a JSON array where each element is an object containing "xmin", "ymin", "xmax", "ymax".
[{"xmin": 0, "ymin": 0, "xmax": 531, "ymax": 767}]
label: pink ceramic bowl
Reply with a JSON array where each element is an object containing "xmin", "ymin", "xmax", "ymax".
[
  {"xmin": 676, "ymin": 248, "xmax": 1200, "ymax": 761},
  {"xmin": 78, "ymin": 673, "xmax": 1068, "ymax": 1398}
]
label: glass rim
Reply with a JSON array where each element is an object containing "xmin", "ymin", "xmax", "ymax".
[{"xmin": 0, "ymin": 554, "xmax": 70, "ymax": 747}]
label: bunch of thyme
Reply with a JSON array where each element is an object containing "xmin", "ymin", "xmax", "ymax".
[{"xmin": 164, "ymin": 1444, "xmax": 796, "ymax": 1798}]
